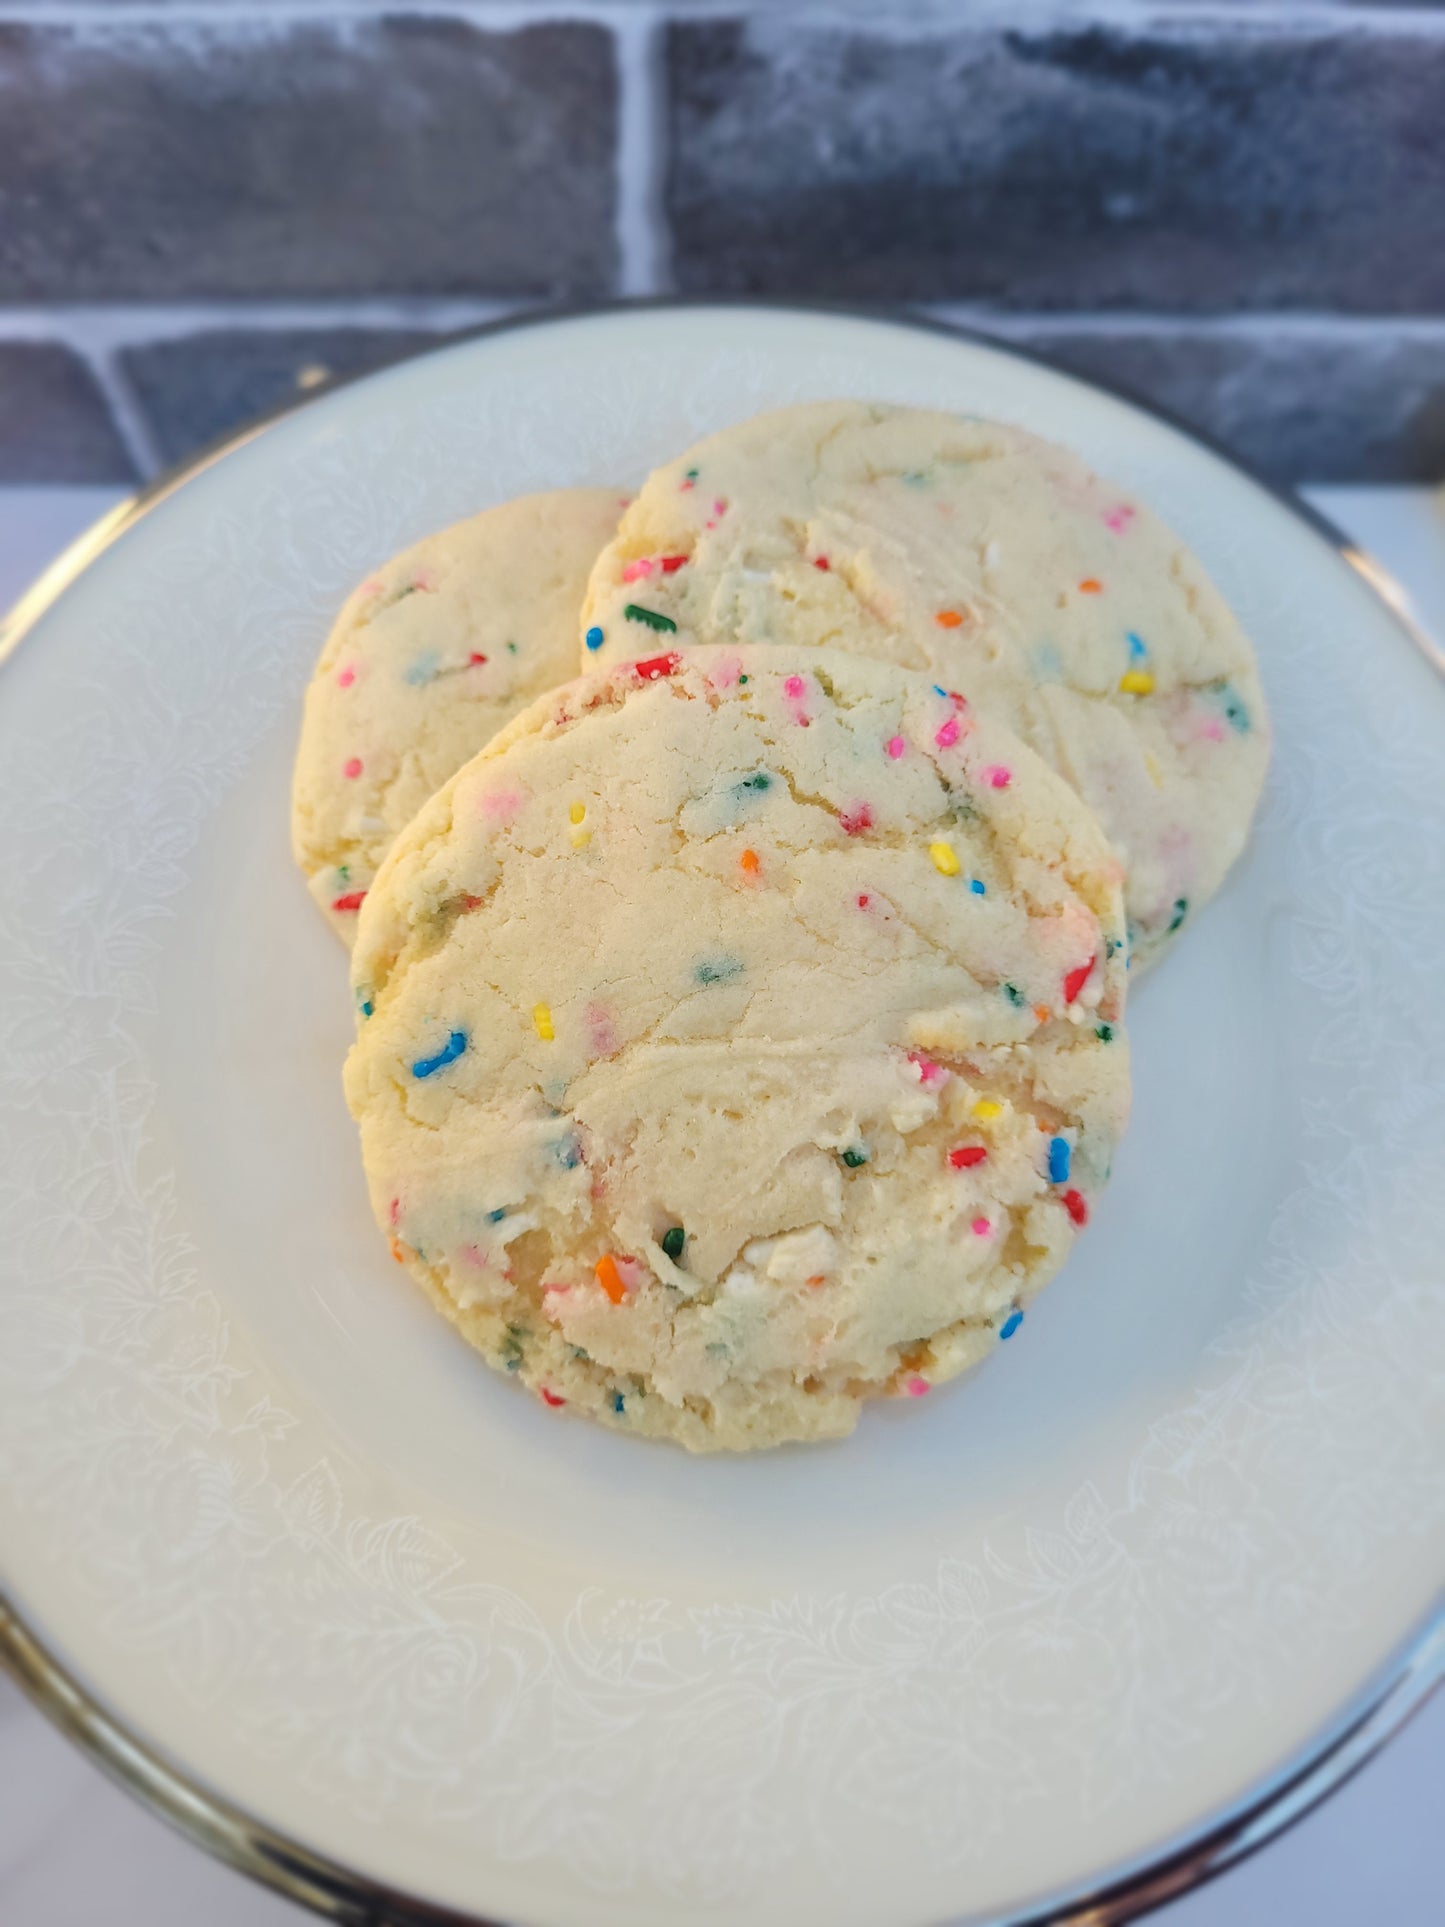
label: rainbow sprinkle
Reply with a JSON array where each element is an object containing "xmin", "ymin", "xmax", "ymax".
[
  {"xmin": 1000, "ymin": 1309, "xmax": 1024, "ymax": 1340},
  {"xmin": 585, "ymin": 625, "xmax": 604, "ymax": 651},
  {"xmin": 929, "ymin": 841, "xmax": 960, "ymax": 876},
  {"xmin": 412, "ymin": 1030, "xmax": 467, "ymax": 1079},
  {"xmin": 532, "ymin": 1003, "xmax": 555, "ymax": 1041},
  {"xmin": 661, "ymin": 1226, "xmax": 685, "ymax": 1262},
  {"xmin": 886, "ymin": 735, "xmax": 906, "ymax": 759},
  {"xmin": 595, "ymin": 1253, "xmax": 627, "ymax": 1304},
  {"xmin": 1047, "ymin": 1136, "xmax": 1071, "ymax": 1183},
  {"xmin": 624, "ymin": 604, "xmax": 676, "ymax": 634}
]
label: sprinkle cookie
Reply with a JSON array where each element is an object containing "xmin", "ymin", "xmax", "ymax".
[
  {"xmin": 293, "ymin": 488, "xmax": 623, "ymax": 945},
  {"xmin": 580, "ymin": 404, "xmax": 1269, "ymax": 969},
  {"xmin": 345, "ymin": 647, "xmax": 1131, "ymax": 1451}
]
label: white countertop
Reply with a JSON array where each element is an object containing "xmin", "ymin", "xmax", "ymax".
[{"xmin": 1, "ymin": 482, "xmax": 1441, "ymax": 1927}]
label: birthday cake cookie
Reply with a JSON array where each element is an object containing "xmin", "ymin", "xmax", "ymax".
[
  {"xmin": 580, "ymin": 403, "xmax": 1268, "ymax": 969},
  {"xmin": 344, "ymin": 646, "xmax": 1131, "ymax": 1450},
  {"xmin": 293, "ymin": 487, "xmax": 623, "ymax": 946}
]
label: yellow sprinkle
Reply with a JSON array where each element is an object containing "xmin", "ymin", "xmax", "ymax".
[
  {"xmin": 569, "ymin": 801, "xmax": 586, "ymax": 824},
  {"xmin": 1144, "ymin": 751, "xmax": 1163, "ymax": 789},
  {"xmin": 929, "ymin": 840, "xmax": 960, "ymax": 877},
  {"xmin": 569, "ymin": 827, "xmax": 592, "ymax": 850},
  {"xmin": 1119, "ymin": 669, "xmax": 1155, "ymax": 696},
  {"xmin": 972, "ymin": 1098, "xmax": 1003, "ymax": 1120},
  {"xmin": 532, "ymin": 1003, "xmax": 554, "ymax": 1041}
]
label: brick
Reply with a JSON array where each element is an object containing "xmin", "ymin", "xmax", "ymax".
[
  {"xmin": 0, "ymin": 342, "xmax": 136, "ymax": 483},
  {"xmin": 121, "ymin": 327, "xmax": 447, "ymax": 467},
  {"xmin": 666, "ymin": 19, "xmax": 1445, "ymax": 311},
  {"xmin": 993, "ymin": 322, "xmax": 1445, "ymax": 483},
  {"xmin": 0, "ymin": 21, "xmax": 617, "ymax": 300}
]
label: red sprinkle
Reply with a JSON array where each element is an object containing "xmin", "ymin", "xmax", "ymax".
[
  {"xmin": 388, "ymin": 1197, "xmax": 401, "ymax": 1227},
  {"xmin": 948, "ymin": 1145, "xmax": 988, "ymax": 1169},
  {"xmin": 540, "ymin": 1388, "xmax": 567, "ymax": 1407},
  {"xmin": 814, "ymin": 556, "xmax": 831, "ymax": 571},
  {"xmin": 856, "ymin": 893, "xmax": 871, "ymax": 909},
  {"xmin": 633, "ymin": 651, "xmax": 681, "ymax": 681},
  {"xmin": 332, "ymin": 890, "xmax": 367, "ymax": 913},
  {"xmin": 839, "ymin": 803, "xmax": 874, "ymax": 836},
  {"xmin": 342, "ymin": 757, "xmax": 363, "ymax": 780},
  {"xmin": 1063, "ymin": 1189, "xmax": 1089, "ymax": 1227},
  {"xmin": 659, "ymin": 554, "xmax": 688, "ymax": 574},
  {"xmin": 1063, "ymin": 959, "xmax": 1093, "ymax": 1004},
  {"xmin": 469, "ymin": 651, "xmax": 488, "ymax": 665}
]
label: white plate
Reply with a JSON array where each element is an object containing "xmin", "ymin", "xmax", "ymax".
[{"xmin": 1, "ymin": 305, "xmax": 1442, "ymax": 1927}]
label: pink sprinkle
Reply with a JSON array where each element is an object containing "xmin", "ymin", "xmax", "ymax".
[
  {"xmin": 839, "ymin": 803, "xmax": 873, "ymax": 837},
  {"xmin": 459, "ymin": 1244, "xmax": 490, "ymax": 1269},
  {"xmin": 343, "ymin": 756, "xmax": 363, "ymax": 780},
  {"xmin": 1104, "ymin": 504, "xmax": 1136, "ymax": 533},
  {"xmin": 481, "ymin": 787, "xmax": 525, "ymax": 823},
  {"xmin": 886, "ymin": 735, "xmax": 907, "ymax": 759},
  {"xmin": 541, "ymin": 1284, "xmax": 572, "ymax": 1320},
  {"xmin": 905, "ymin": 1376, "xmax": 930, "ymax": 1398},
  {"xmin": 388, "ymin": 1196, "xmax": 400, "ymax": 1228},
  {"xmin": 708, "ymin": 652, "xmax": 743, "ymax": 690},
  {"xmin": 783, "ymin": 675, "xmax": 807, "ymax": 699},
  {"xmin": 586, "ymin": 1001, "xmax": 618, "ymax": 1057},
  {"xmin": 336, "ymin": 664, "xmax": 357, "ymax": 688},
  {"xmin": 712, "ymin": 498, "xmax": 727, "ymax": 517},
  {"xmin": 935, "ymin": 716, "xmax": 961, "ymax": 749},
  {"xmin": 412, "ymin": 567, "xmax": 438, "ymax": 594},
  {"xmin": 1200, "ymin": 717, "xmax": 1225, "ymax": 742},
  {"xmin": 908, "ymin": 1051, "xmax": 947, "ymax": 1087},
  {"xmin": 621, "ymin": 557, "xmax": 655, "ymax": 583},
  {"xmin": 361, "ymin": 578, "xmax": 384, "ymax": 597},
  {"xmin": 971, "ymin": 1216, "xmax": 992, "ymax": 1238},
  {"xmin": 981, "ymin": 765, "xmax": 1012, "ymax": 790},
  {"xmin": 680, "ymin": 477, "xmax": 694, "ymax": 492}
]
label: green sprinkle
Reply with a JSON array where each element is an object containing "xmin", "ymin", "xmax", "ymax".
[
  {"xmin": 694, "ymin": 955, "xmax": 743, "ymax": 986},
  {"xmin": 1002, "ymin": 982, "xmax": 1026, "ymax": 1008},
  {"xmin": 570, "ymin": 1346, "xmax": 590, "ymax": 1363},
  {"xmin": 1096, "ymin": 1022, "xmax": 1115, "ymax": 1042},
  {"xmin": 624, "ymin": 603, "xmax": 677, "ymax": 634},
  {"xmin": 685, "ymin": 467, "xmax": 699, "ymax": 481},
  {"xmin": 661, "ymin": 1225, "xmax": 686, "ymax": 1262},
  {"xmin": 500, "ymin": 1325, "xmax": 527, "ymax": 1372},
  {"xmin": 841, "ymin": 1146, "xmax": 868, "ymax": 1168},
  {"xmin": 1167, "ymin": 897, "xmax": 1189, "ymax": 935},
  {"xmin": 337, "ymin": 864, "xmax": 350, "ymax": 884},
  {"xmin": 738, "ymin": 673, "xmax": 749, "ymax": 685},
  {"xmin": 506, "ymin": 641, "xmax": 519, "ymax": 655},
  {"xmin": 734, "ymin": 770, "xmax": 772, "ymax": 798}
]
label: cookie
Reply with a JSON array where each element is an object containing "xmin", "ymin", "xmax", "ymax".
[
  {"xmin": 292, "ymin": 487, "xmax": 623, "ymax": 945},
  {"xmin": 344, "ymin": 646, "xmax": 1131, "ymax": 1452},
  {"xmin": 580, "ymin": 403, "xmax": 1269, "ymax": 969}
]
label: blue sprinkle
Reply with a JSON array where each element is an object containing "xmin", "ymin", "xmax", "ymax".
[
  {"xmin": 612, "ymin": 1392, "xmax": 626, "ymax": 1415},
  {"xmin": 694, "ymin": 955, "xmax": 743, "ymax": 986},
  {"xmin": 1000, "ymin": 1309, "xmax": 1024, "ymax": 1341},
  {"xmin": 931, "ymin": 684, "xmax": 948, "ymax": 698},
  {"xmin": 584, "ymin": 626, "xmax": 604, "ymax": 652},
  {"xmin": 404, "ymin": 649, "xmax": 441, "ymax": 686},
  {"xmin": 548, "ymin": 1133, "xmax": 583, "ymax": 1170},
  {"xmin": 1032, "ymin": 641, "xmax": 1063, "ymax": 683},
  {"xmin": 970, "ymin": 878, "xmax": 986, "ymax": 896},
  {"xmin": 488, "ymin": 1207, "xmax": 507, "ymax": 1224},
  {"xmin": 412, "ymin": 1029, "xmax": 467, "ymax": 1079},
  {"xmin": 359, "ymin": 999, "xmax": 373, "ymax": 1019},
  {"xmin": 1127, "ymin": 631, "xmax": 1148, "ymax": 662},
  {"xmin": 1047, "ymin": 1136, "xmax": 1071, "ymax": 1184}
]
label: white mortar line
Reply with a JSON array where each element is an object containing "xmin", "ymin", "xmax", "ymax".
[
  {"xmin": 613, "ymin": 5, "xmax": 667, "ymax": 297},
  {"xmin": 85, "ymin": 352, "xmax": 165, "ymax": 477},
  {"xmin": 1, "ymin": 1, "xmax": 1444, "ymax": 35}
]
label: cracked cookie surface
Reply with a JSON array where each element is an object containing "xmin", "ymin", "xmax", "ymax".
[
  {"xmin": 345, "ymin": 646, "xmax": 1131, "ymax": 1451},
  {"xmin": 580, "ymin": 402, "xmax": 1269, "ymax": 969},
  {"xmin": 292, "ymin": 487, "xmax": 623, "ymax": 946}
]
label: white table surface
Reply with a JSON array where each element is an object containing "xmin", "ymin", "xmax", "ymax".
[{"xmin": 1, "ymin": 481, "xmax": 1441, "ymax": 1927}]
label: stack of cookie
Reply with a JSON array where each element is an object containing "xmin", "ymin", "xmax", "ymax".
[{"xmin": 293, "ymin": 402, "xmax": 1268, "ymax": 1451}]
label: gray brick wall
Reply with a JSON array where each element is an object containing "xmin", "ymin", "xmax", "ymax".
[{"xmin": 1, "ymin": 1, "xmax": 1443, "ymax": 487}]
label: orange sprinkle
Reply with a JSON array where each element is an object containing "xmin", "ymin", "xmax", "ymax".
[
  {"xmin": 739, "ymin": 847, "xmax": 761, "ymax": 876},
  {"xmin": 388, "ymin": 1235, "xmax": 406, "ymax": 1265},
  {"xmin": 595, "ymin": 1253, "xmax": 627, "ymax": 1303},
  {"xmin": 935, "ymin": 608, "xmax": 965, "ymax": 628},
  {"xmin": 806, "ymin": 1273, "xmax": 827, "ymax": 1289},
  {"xmin": 1033, "ymin": 1003, "xmax": 1050, "ymax": 1023},
  {"xmin": 1078, "ymin": 578, "xmax": 1103, "ymax": 594}
]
